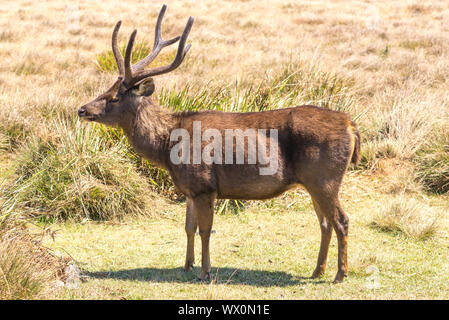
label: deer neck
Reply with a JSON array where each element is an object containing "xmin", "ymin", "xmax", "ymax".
[{"xmin": 120, "ymin": 97, "xmax": 177, "ymax": 169}]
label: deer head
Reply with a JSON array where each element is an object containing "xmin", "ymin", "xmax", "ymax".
[{"xmin": 78, "ymin": 4, "xmax": 194, "ymax": 126}]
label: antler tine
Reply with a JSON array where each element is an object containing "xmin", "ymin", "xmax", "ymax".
[
  {"xmin": 127, "ymin": 16, "xmax": 194, "ymax": 87},
  {"xmin": 123, "ymin": 29, "xmax": 138, "ymax": 86},
  {"xmin": 112, "ymin": 21, "xmax": 125, "ymax": 76},
  {"xmin": 132, "ymin": 4, "xmax": 181, "ymax": 72}
]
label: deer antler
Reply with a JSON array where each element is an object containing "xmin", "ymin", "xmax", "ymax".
[
  {"xmin": 131, "ymin": 4, "xmax": 181, "ymax": 72},
  {"xmin": 111, "ymin": 4, "xmax": 194, "ymax": 89},
  {"xmin": 112, "ymin": 21, "xmax": 125, "ymax": 77}
]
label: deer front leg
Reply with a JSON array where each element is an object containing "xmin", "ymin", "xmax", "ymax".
[
  {"xmin": 192, "ymin": 193, "xmax": 216, "ymax": 281},
  {"xmin": 184, "ymin": 198, "xmax": 197, "ymax": 271}
]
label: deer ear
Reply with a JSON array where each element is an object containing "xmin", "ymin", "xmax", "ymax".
[{"xmin": 137, "ymin": 78, "xmax": 155, "ymax": 96}]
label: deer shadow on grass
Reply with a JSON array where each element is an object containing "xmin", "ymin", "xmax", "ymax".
[{"xmin": 86, "ymin": 267, "xmax": 326, "ymax": 287}]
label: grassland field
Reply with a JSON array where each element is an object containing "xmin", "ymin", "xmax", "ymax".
[{"xmin": 0, "ymin": 0, "xmax": 448, "ymax": 299}]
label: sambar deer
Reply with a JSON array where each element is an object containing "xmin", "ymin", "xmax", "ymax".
[{"xmin": 78, "ymin": 4, "xmax": 360, "ymax": 283}]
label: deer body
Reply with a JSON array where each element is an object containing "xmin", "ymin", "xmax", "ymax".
[
  {"xmin": 127, "ymin": 99, "xmax": 358, "ymax": 200},
  {"xmin": 78, "ymin": 5, "xmax": 360, "ymax": 283}
]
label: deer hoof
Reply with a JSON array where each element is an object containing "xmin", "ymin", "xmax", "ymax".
[
  {"xmin": 311, "ymin": 269, "xmax": 325, "ymax": 279},
  {"xmin": 198, "ymin": 271, "xmax": 211, "ymax": 282},
  {"xmin": 333, "ymin": 272, "xmax": 347, "ymax": 284},
  {"xmin": 184, "ymin": 262, "xmax": 194, "ymax": 272}
]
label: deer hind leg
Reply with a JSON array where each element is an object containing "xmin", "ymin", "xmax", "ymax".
[
  {"xmin": 334, "ymin": 201, "xmax": 349, "ymax": 283},
  {"xmin": 310, "ymin": 198, "xmax": 333, "ymax": 278},
  {"xmin": 307, "ymin": 184, "xmax": 349, "ymax": 283},
  {"xmin": 191, "ymin": 193, "xmax": 216, "ymax": 281},
  {"xmin": 184, "ymin": 197, "xmax": 197, "ymax": 272}
]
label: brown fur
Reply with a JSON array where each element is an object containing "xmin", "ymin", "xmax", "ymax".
[
  {"xmin": 80, "ymin": 93, "xmax": 359, "ymax": 283},
  {"xmin": 78, "ymin": 7, "xmax": 360, "ymax": 283},
  {"xmin": 349, "ymin": 121, "xmax": 361, "ymax": 166}
]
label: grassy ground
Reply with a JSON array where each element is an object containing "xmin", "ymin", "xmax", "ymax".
[
  {"xmin": 1, "ymin": 0, "xmax": 449, "ymax": 299},
  {"xmin": 43, "ymin": 173, "xmax": 449, "ymax": 299}
]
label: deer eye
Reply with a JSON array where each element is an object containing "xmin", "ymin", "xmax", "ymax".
[{"xmin": 110, "ymin": 97, "xmax": 119, "ymax": 103}]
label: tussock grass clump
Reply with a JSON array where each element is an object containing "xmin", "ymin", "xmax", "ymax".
[
  {"xmin": 160, "ymin": 60, "xmax": 357, "ymax": 114},
  {"xmin": 371, "ymin": 195, "xmax": 440, "ymax": 240},
  {"xmin": 0, "ymin": 214, "xmax": 65, "ymax": 299},
  {"xmin": 5, "ymin": 118, "xmax": 152, "ymax": 221},
  {"xmin": 97, "ymin": 126, "xmax": 179, "ymax": 198},
  {"xmin": 359, "ymin": 140, "xmax": 379, "ymax": 170},
  {"xmin": 377, "ymin": 98, "xmax": 440, "ymax": 159},
  {"xmin": 359, "ymin": 94, "xmax": 448, "ymax": 169},
  {"xmin": 96, "ymin": 41, "xmax": 176, "ymax": 73},
  {"xmin": 414, "ymin": 131, "xmax": 449, "ymax": 194},
  {"xmin": 271, "ymin": 61, "xmax": 356, "ymax": 112}
]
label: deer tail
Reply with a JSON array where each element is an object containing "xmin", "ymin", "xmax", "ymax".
[{"xmin": 349, "ymin": 121, "xmax": 360, "ymax": 166}]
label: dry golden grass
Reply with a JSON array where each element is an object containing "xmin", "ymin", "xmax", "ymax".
[
  {"xmin": 372, "ymin": 194, "xmax": 441, "ymax": 240},
  {"xmin": 1, "ymin": 0, "xmax": 449, "ymax": 299},
  {"xmin": 0, "ymin": 215, "xmax": 68, "ymax": 299},
  {"xmin": 1, "ymin": 0, "xmax": 448, "ymax": 163}
]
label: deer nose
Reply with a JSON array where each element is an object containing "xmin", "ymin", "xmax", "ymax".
[{"xmin": 78, "ymin": 107, "xmax": 87, "ymax": 117}]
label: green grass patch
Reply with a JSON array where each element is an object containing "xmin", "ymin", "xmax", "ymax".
[
  {"xmin": 160, "ymin": 60, "xmax": 356, "ymax": 114},
  {"xmin": 3, "ymin": 118, "xmax": 153, "ymax": 221},
  {"xmin": 44, "ymin": 199, "xmax": 449, "ymax": 299}
]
